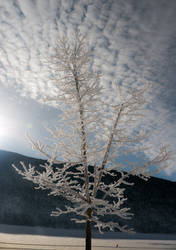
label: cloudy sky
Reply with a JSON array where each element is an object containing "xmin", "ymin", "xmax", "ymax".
[{"xmin": 0, "ymin": 0, "xmax": 176, "ymax": 180}]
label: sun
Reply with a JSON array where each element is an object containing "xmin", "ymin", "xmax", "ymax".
[{"xmin": 0, "ymin": 115, "xmax": 11, "ymax": 140}]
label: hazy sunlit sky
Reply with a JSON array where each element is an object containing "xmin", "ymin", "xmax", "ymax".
[{"xmin": 0, "ymin": 0, "xmax": 176, "ymax": 180}]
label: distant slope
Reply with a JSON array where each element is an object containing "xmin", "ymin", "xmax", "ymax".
[{"xmin": 0, "ymin": 149, "xmax": 176, "ymax": 233}]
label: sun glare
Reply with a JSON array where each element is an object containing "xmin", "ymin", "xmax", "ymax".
[{"xmin": 0, "ymin": 115, "xmax": 11, "ymax": 139}]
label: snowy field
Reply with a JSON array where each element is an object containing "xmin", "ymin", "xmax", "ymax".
[{"xmin": 0, "ymin": 224, "xmax": 176, "ymax": 250}]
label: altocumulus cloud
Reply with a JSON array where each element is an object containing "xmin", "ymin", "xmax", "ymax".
[{"xmin": 0, "ymin": 0, "xmax": 176, "ymax": 177}]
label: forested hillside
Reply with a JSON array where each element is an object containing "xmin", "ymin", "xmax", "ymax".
[{"xmin": 0, "ymin": 149, "xmax": 176, "ymax": 233}]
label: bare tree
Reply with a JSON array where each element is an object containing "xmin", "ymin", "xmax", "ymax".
[{"xmin": 13, "ymin": 32, "xmax": 171, "ymax": 250}]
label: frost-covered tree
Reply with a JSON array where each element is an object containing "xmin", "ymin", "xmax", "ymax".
[{"xmin": 13, "ymin": 32, "xmax": 171, "ymax": 250}]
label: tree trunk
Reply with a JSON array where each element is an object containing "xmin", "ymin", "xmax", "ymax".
[
  {"xmin": 86, "ymin": 218, "xmax": 91, "ymax": 250},
  {"xmin": 86, "ymin": 208, "xmax": 92, "ymax": 250}
]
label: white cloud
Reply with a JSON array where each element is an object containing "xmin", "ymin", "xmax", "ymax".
[{"xmin": 0, "ymin": 0, "xmax": 175, "ymax": 176}]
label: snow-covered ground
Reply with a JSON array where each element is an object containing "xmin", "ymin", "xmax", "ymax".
[{"xmin": 0, "ymin": 224, "xmax": 175, "ymax": 250}]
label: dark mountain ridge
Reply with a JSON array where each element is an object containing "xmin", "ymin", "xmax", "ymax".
[{"xmin": 0, "ymin": 149, "xmax": 176, "ymax": 233}]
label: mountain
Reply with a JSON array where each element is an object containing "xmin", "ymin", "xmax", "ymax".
[{"xmin": 0, "ymin": 149, "xmax": 176, "ymax": 234}]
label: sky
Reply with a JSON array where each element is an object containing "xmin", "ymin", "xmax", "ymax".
[{"xmin": 0, "ymin": 0, "xmax": 176, "ymax": 181}]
